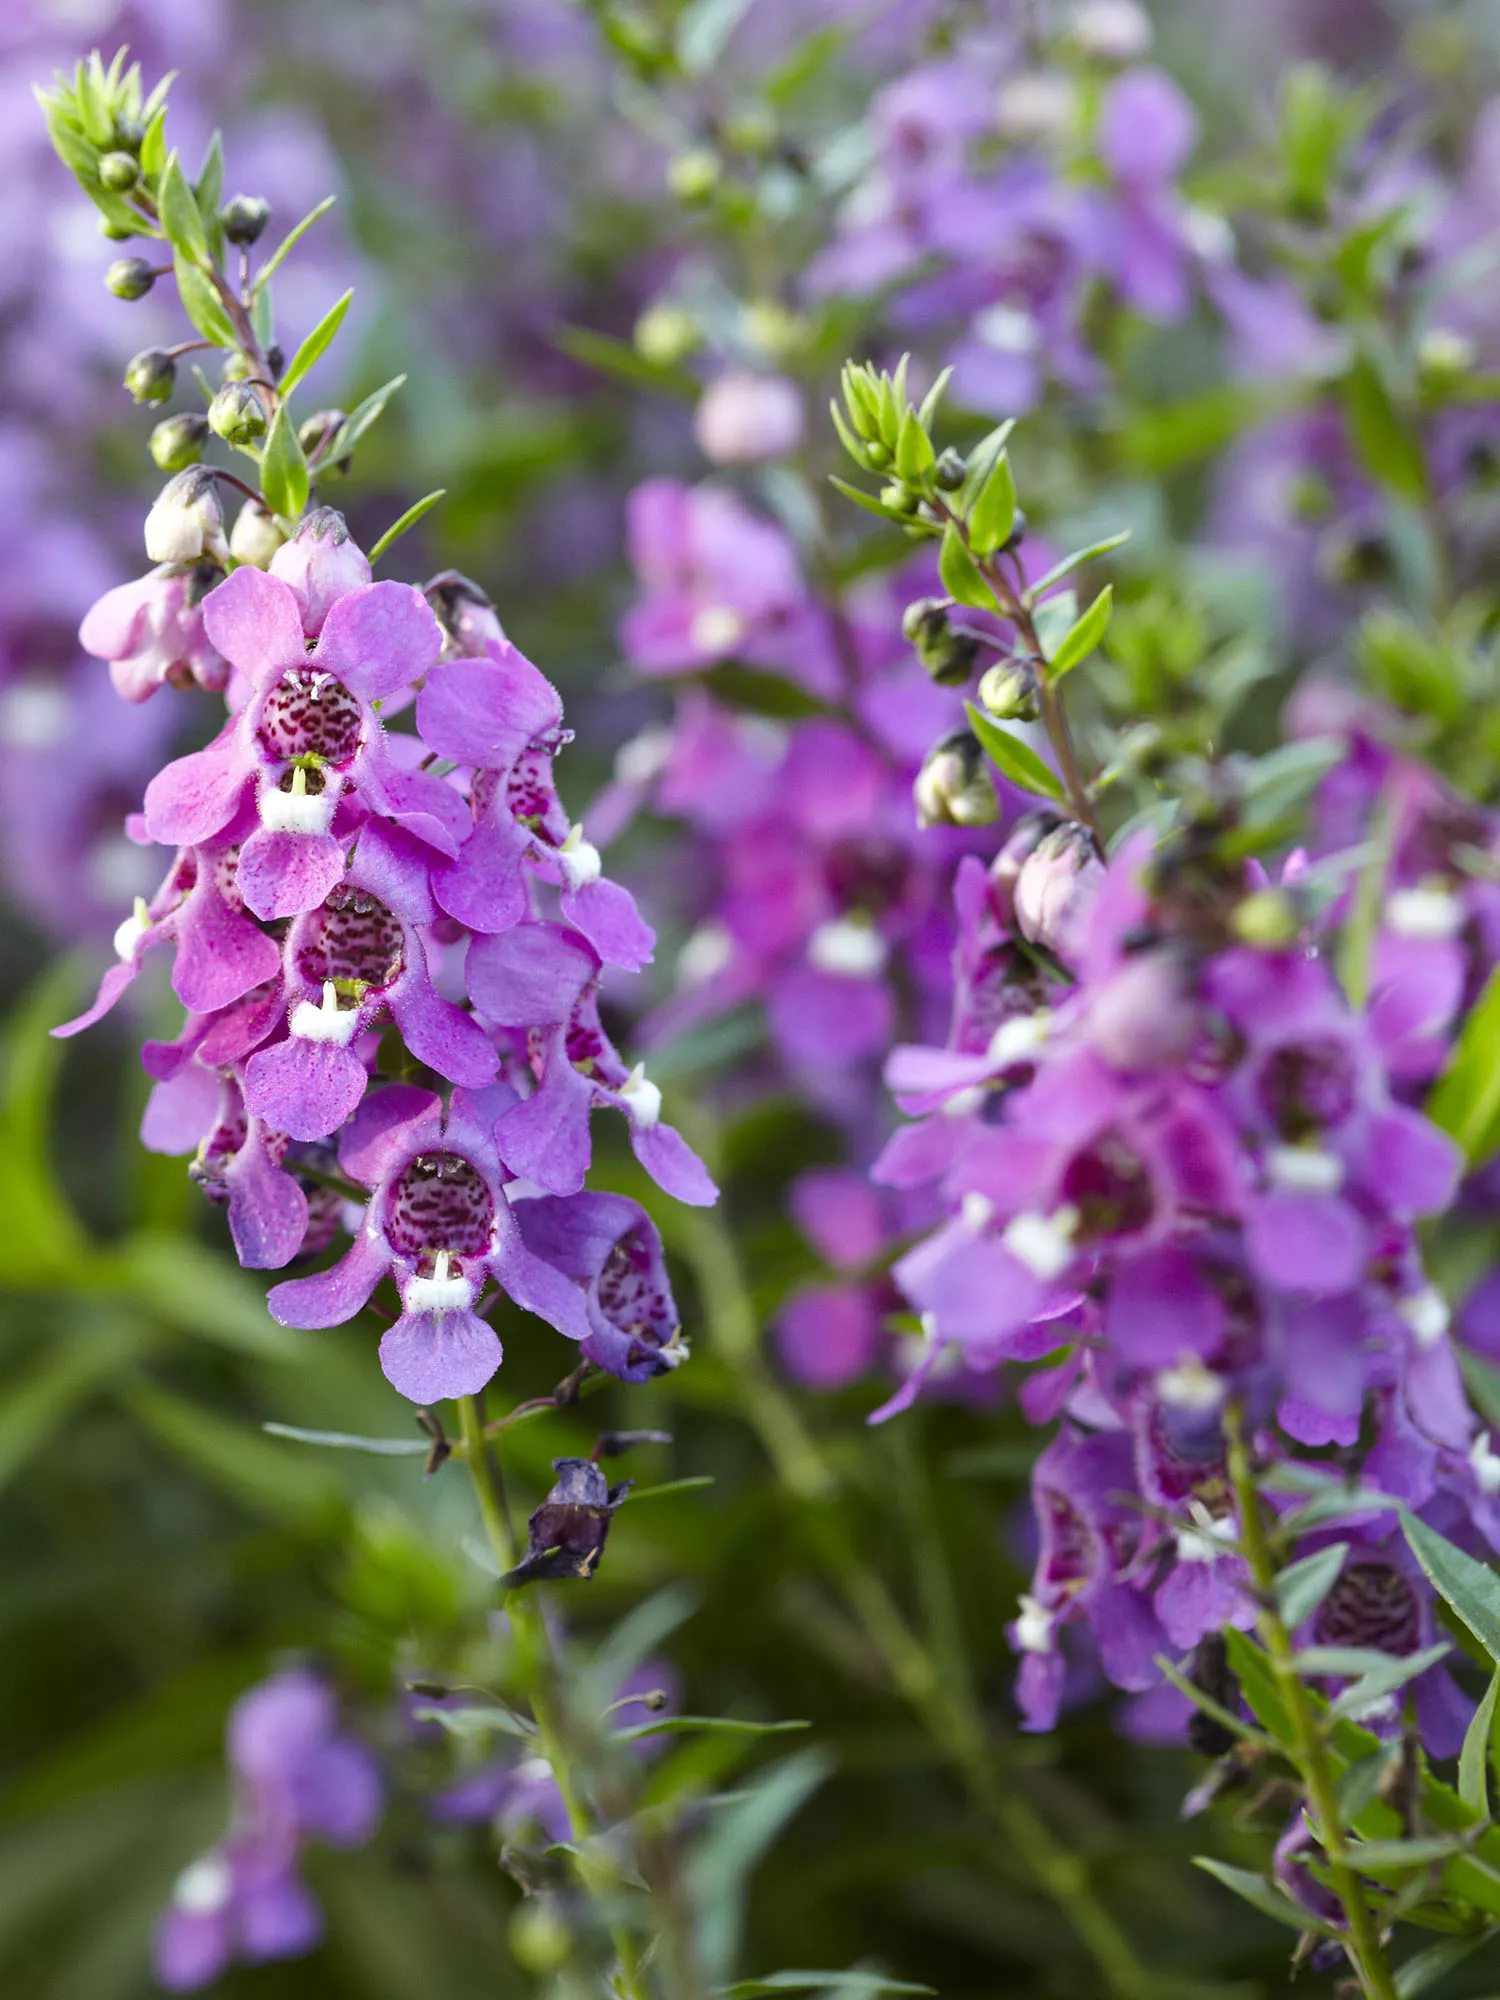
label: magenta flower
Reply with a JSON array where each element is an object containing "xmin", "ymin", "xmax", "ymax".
[
  {"xmin": 268, "ymin": 506, "xmax": 373, "ymax": 638},
  {"xmin": 78, "ymin": 562, "xmax": 229, "ymax": 703},
  {"xmin": 142, "ymin": 565, "xmax": 467, "ymax": 920},
  {"xmin": 513, "ymin": 1191, "xmax": 685, "ymax": 1381},
  {"xmin": 268, "ymin": 1082, "xmax": 594, "ymax": 1403}
]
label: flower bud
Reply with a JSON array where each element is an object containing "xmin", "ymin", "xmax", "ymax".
[
  {"xmin": 694, "ymin": 370, "xmax": 804, "ymax": 465},
  {"xmin": 1418, "ymin": 326, "xmax": 1476, "ymax": 389},
  {"xmin": 978, "ymin": 658, "xmax": 1040, "ymax": 721},
  {"xmin": 508, "ymin": 1901, "xmax": 570, "ymax": 1976},
  {"xmin": 990, "ymin": 810, "xmax": 1065, "ymax": 930},
  {"xmin": 1069, "ymin": 0, "xmax": 1153, "ymax": 63},
  {"xmin": 271, "ymin": 508, "xmax": 372, "ymax": 633},
  {"xmin": 298, "ymin": 409, "xmax": 348, "ymax": 468},
  {"xmin": 98, "ymin": 149, "xmax": 139, "ymax": 191},
  {"xmin": 424, "ymin": 569, "xmax": 505, "ymax": 658},
  {"xmin": 220, "ymin": 349, "xmax": 256, "ymax": 383},
  {"xmin": 1089, "ymin": 947, "xmax": 1197, "ymax": 1069},
  {"xmin": 667, "ymin": 148, "xmax": 721, "ymax": 201},
  {"xmin": 150, "ymin": 411, "xmax": 211, "ymax": 473},
  {"xmin": 1231, "ymin": 889, "xmax": 1301, "ymax": 950},
  {"xmin": 880, "ymin": 481, "xmax": 920, "ymax": 515},
  {"xmin": 99, "ymin": 219, "xmax": 136, "ymax": 241},
  {"xmin": 903, "ymin": 598, "xmax": 980, "ymax": 686},
  {"xmin": 743, "ymin": 299, "xmax": 806, "ymax": 362},
  {"xmin": 914, "ymin": 730, "xmax": 999, "ymax": 829},
  {"xmin": 144, "ymin": 467, "xmax": 224, "ymax": 564},
  {"xmin": 229, "ymin": 500, "xmax": 287, "ymax": 569},
  {"xmin": 221, "ymin": 194, "xmax": 271, "ymax": 245},
  {"xmin": 105, "ymin": 255, "xmax": 155, "ymax": 300},
  {"xmin": 124, "ymin": 347, "xmax": 176, "ymax": 405},
  {"xmin": 208, "ymin": 381, "xmax": 269, "ymax": 447},
  {"xmin": 933, "ymin": 447, "xmax": 967, "ymax": 490},
  {"xmin": 1011, "ymin": 821, "xmax": 1104, "ymax": 959},
  {"xmin": 634, "ymin": 303, "xmax": 699, "ymax": 366}
]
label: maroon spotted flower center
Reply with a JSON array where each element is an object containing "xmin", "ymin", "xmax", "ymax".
[
  {"xmin": 386, "ymin": 1152, "xmax": 495, "ymax": 1264},
  {"xmin": 258, "ymin": 667, "xmax": 365, "ymax": 765},
  {"xmin": 1062, "ymin": 1131, "xmax": 1155, "ymax": 1241},
  {"xmin": 1040, "ymin": 1491, "xmax": 1098, "ymax": 1592},
  {"xmin": 298, "ymin": 886, "xmax": 405, "ymax": 992},
  {"xmin": 598, "ymin": 1225, "xmax": 677, "ymax": 1352},
  {"xmin": 1314, "ymin": 1559, "xmax": 1421, "ymax": 1655},
  {"xmin": 1259, "ymin": 1037, "xmax": 1359, "ymax": 1140}
]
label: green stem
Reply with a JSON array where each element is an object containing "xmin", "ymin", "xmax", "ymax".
[
  {"xmin": 676, "ymin": 1204, "xmax": 1156, "ymax": 2000},
  {"xmin": 1225, "ymin": 1409, "xmax": 1398, "ymax": 2000},
  {"xmin": 457, "ymin": 1396, "xmax": 650, "ymax": 2000}
]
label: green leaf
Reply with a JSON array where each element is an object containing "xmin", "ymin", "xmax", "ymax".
[
  {"xmin": 956, "ymin": 420, "xmax": 1015, "ymax": 514},
  {"xmin": 107, "ymin": 1232, "xmax": 307, "ymax": 1361},
  {"xmin": 0, "ymin": 960, "xmax": 90, "ymax": 1279},
  {"xmin": 173, "ymin": 253, "xmax": 236, "ymax": 347},
  {"xmin": 251, "ymin": 278, "xmax": 275, "ymax": 350},
  {"xmin": 0, "ymin": 1315, "xmax": 159, "ymax": 1494},
  {"xmin": 1428, "ymin": 966, "xmax": 1500, "ymax": 1166},
  {"xmin": 1393, "ymin": 1935, "xmax": 1489, "ymax": 1997},
  {"xmin": 1347, "ymin": 1834, "xmax": 1478, "ymax": 1874},
  {"xmin": 1335, "ymin": 800, "xmax": 1393, "ymax": 1010},
  {"xmin": 720, "ymin": 1976, "xmax": 934, "ymax": 1998},
  {"xmin": 1225, "ymin": 1629, "xmax": 1295, "ymax": 1740},
  {"xmin": 626, "ymin": 1475, "xmax": 717, "ymax": 1503},
  {"xmin": 260, "ymin": 399, "xmax": 309, "ymax": 522},
  {"xmin": 367, "ymin": 489, "xmax": 446, "ymax": 567},
  {"xmin": 893, "ymin": 407, "xmax": 934, "ymax": 482},
  {"xmin": 1240, "ymin": 736, "xmax": 1345, "ymax": 828},
  {"xmin": 915, "ymin": 365, "xmax": 953, "ymax": 433},
  {"xmin": 1403, "ymin": 1509, "xmax": 1500, "ymax": 1663},
  {"xmin": 324, "ymin": 373, "xmax": 407, "ymax": 468},
  {"xmin": 195, "ymin": 130, "xmax": 223, "ymax": 222},
  {"xmin": 122, "ymin": 1381, "xmax": 342, "ymax": 1526},
  {"xmin": 1191, "ymin": 1858, "xmax": 1336, "ymax": 1936},
  {"xmin": 1327, "ymin": 1643, "xmax": 1453, "ymax": 1720},
  {"xmin": 410, "ymin": 1703, "xmax": 535, "ymax": 1740},
  {"xmin": 253, "ymin": 195, "xmax": 336, "ymax": 294},
  {"xmin": 1343, "ymin": 352, "xmax": 1428, "ymax": 501},
  {"xmin": 158, "ymin": 149, "xmax": 208, "ymax": 266},
  {"xmin": 938, "ymin": 523, "xmax": 1000, "ymax": 614},
  {"xmin": 553, "ymin": 323, "xmax": 697, "ymax": 399},
  {"xmin": 687, "ymin": 1751, "xmax": 833, "ymax": 1981},
  {"xmin": 1151, "ymin": 1653, "xmax": 1271, "ymax": 1750},
  {"xmin": 1460, "ymin": 1670, "xmax": 1500, "ymax": 1817},
  {"xmin": 615, "ymin": 1716, "xmax": 810, "ymax": 1743},
  {"xmin": 261, "ymin": 1423, "xmax": 429, "ymax": 1457},
  {"xmin": 1047, "ymin": 584, "xmax": 1112, "ymax": 679},
  {"xmin": 827, "ymin": 475, "xmax": 913, "ymax": 527},
  {"xmin": 1276, "ymin": 1542, "xmax": 1349, "ymax": 1629},
  {"xmin": 697, "ymin": 661, "xmax": 834, "ymax": 720},
  {"xmin": 278, "ymin": 288, "xmax": 353, "ymax": 398},
  {"xmin": 1336, "ymin": 1746, "xmax": 1399, "ymax": 1822},
  {"xmin": 964, "ymin": 701, "xmax": 1065, "ymax": 804},
  {"xmin": 1030, "ymin": 588, "xmax": 1078, "ymax": 657},
  {"xmin": 966, "ymin": 451, "xmax": 1016, "ymax": 557},
  {"xmin": 139, "ymin": 104, "xmax": 167, "ymax": 181}
]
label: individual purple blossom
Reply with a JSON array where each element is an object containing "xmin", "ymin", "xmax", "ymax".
[
  {"xmin": 78, "ymin": 562, "xmax": 229, "ymax": 703},
  {"xmin": 269, "ymin": 506, "xmax": 373, "ymax": 637},
  {"xmin": 513, "ymin": 1191, "xmax": 686, "ymax": 1380},
  {"xmin": 267, "ymin": 1081, "xmax": 600, "ymax": 1403},
  {"xmin": 154, "ymin": 1667, "xmax": 381, "ymax": 1992},
  {"xmin": 693, "ymin": 370, "xmax": 805, "ymax": 465}
]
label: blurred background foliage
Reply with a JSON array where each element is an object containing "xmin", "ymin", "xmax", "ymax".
[{"xmin": 9, "ymin": 1, "xmax": 1500, "ymax": 1995}]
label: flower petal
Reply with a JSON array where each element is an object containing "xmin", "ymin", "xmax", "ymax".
[
  {"xmin": 314, "ymin": 581, "xmax": 441, "ymax": 702},
  {"xmin": 379, "ymin": 1307, "xmax": 501, "ymax": 1403}
]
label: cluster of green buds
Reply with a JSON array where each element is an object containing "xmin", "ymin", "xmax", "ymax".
[{"xmin": 39, "ymin": 53, "xmax": 417, "ymax": 575}]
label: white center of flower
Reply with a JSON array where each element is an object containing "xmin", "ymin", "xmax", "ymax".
[
  {"xmin": 112, "ymin": 895, "xmax": 152, "ymax": 963},
  {"xmin": 290, "ymin": 980, "xmax": 362, "ymax": 1046},
  {"xmin": 973, "ymin": 302, "xmax": 1040, "ymax": 355},
  {"xmin": 1154, "ymin": 1355, "xmax": 1227, "ymax": 1413},
  {"xmin": 960, "ymin": 1191, "xmax": 995, "ymax": 1233},
  {"xmin": 173, "ymin": 1854, "xmax": 234, "ymax": 1915},
  {"xmin": 1400, "ymin": 1285, "xmax": 1450, "ymax": 1349},
  {"xmin": 1386, "ymin": 885, "xmax": 1464, "ymax": 941},
  {"xmin": 402, "ymin": 1249, "xmax": 476, "ymax": 1316},
  {"xmin": 258, "ymin": 766, "xmax": 338, "ymax": 835},
  {"xmin": 987, "ymin": 1011, "xmax": 1051, "ymax": 1069},
  {"xmin": 618, "ymin": 1063, "xmax": 662, "ymax": 1129},
  {"xmin": 807, "ymin": 918, "xmax": 888, "ymax": 979},
  {"xmin": 557, "ymin": 824, "xmax": 602, "ymax": 892},
  {"xmin": 1014, "ymin": 1593, "xmax": 1054, "ymax": 1654},
  {"xmin": 1266, "ymin": 1145, "xmax": 1345, "ymax": 1195},
  {"xmin": 1002, "ymin": 1207, "xmax": 1078, "ymax": 1282},
  {"xmin": 689, "ymin": 604, "xmax": 745, "ymax": 655},
  {"xmin": 1174, "ymin": 1504, "xmax": 1237, "ymax": 1565},
  {"xmin": 1471, "ymin": 1433, "xmax": 1500, "ymax": 1495},
  {"xmin": 614, "ymin": 725, "xmax": 674, "ymax": 788},
  {"xmin": 677, "ymin": 922, "xmax": 734, "ymax": 988}
]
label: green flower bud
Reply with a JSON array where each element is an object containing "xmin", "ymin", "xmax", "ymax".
[
  {"xmin": 880, "ymin": 481, "xmax": 920, "ymax": 515},
  {"xmin": 221, "ymin": 194, "xmax": 271, "ymax": 245},
  {"xmin": 978, "ymin": 658, "xmax": 1041, "ymax": 721},
  {"xmin": 508, "ymin": 1901, "xmax": 571, "ymax": 1976},
  {"xmin": 723, "ymin": 106, "xmax": 777, "ymax": 156},
  {"xmin": 863, "ymin": 440, "xmax": 892, "ymax": 469},
  {"xmin": 634, "ymin": 303, "xmax": 699, "ymax": 366},
  {"xmin": 209, "ymin": 381, "xmax": 269, "ymax": 446},
  {"xmin": 150, "ymin": 411, "xmax": 211, "ymax": 473},
  {"xmin": 105, "ymin": 256, "xmax": 156, "ymax": 301},
  {"xmin": 933, "ymin": 447, "xmax": 967, "ymax": 490},
  {"xmin": 98, "ymin": 149, "xmax": 139, "ymax": 192},
  {"xmin": 914, "ymin": 730, "xmax": 999, "ymax": 829},
  {"xmin": 299, "ymin": 409, "xmax": 349, "ymax": 469},
  {"xmin": 743, "ymin": 299, "xmax": 805, "ymax": 362},
  {"xmin": 229, "ymin": 500, "xmax": 287, "ymax": 569},
  {"xmin": 99, "ymin": 219, "xmax": 136, "ymax": 241},
  {"xmin": 1418, "ymin": 326, "xmax": 1476, "ymax": 388},
  {"xmin": 1231, "ymin": 889, "xmax": 1301, "ymax": 950},
  {"xmin": 124, "ymin": 347, "xmax": 176, "ymax": 405},
  {"xmin": 667, "ymin": 148, "xmax": 721, "ymax": 202},
  {"xmin": 220, "ymin": 350, "xmax": 256, "ymax": 383}
]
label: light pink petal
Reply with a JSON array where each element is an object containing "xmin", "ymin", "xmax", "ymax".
[
  {"xmin": 314, "ymin": 580, "xmax": 441, "ymax": 702},
  {"xmin": 202, "ymin": 565, "xmax": 306, "ymax": 682},
  {"xmin": 143, "ymin": 725, "xmax": 254, "ymax": 848},
  {"xmin": 244, "ymin": 1038, "xmax": 367, "ymax": 1142},
  {"xmin": 236, "ymin": 828, "xmax": 348, "ymax": 921}
]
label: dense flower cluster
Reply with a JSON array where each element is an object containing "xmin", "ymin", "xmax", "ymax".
[{"xmin": 60, "ymin": 513, "xmax": 712, "ymax": 1403}]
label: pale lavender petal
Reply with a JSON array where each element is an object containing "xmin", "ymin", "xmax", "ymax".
[
  {"xmin": 1105, "ymin": 1246, "xmax": 1224, "ymax": 1368},
  {"xmin": 144, "ymin": 726, "xmax": 253, "ymax": 848},
  {"xmin": 338, "ymin": 1084, "xmax": 441, "ymax": 1184},
  {"xmin": 389, "ymin": 974, "xmax": 499, "ymax": 1089},
  {"xmin": 269, "ymin": 1229, "xmax": 389, "ymax": 1329},
  {"xmin": 52, "ymin": 958, "xmax": 142, "ymax": 1038},
  {"xmin": 379, "ymin": 1307, "xmax": 501, "ymax": 1402},
  {"xmin": 490, "ymin": 1231, "xmax": 593, "ymax": 1342},
  {"xmin": 416, "ymin": 646, "xmax": 560, "ymax": 767},
  {"xmin": 154, "ymin": 1906, "xmax": 231, "ymax": 1993},
  {"xmin": 496, "ymin": 1060, "xmax": 594, "ymax": 1194},
  {"xmin": 1245, "ymin": 1192, "xmax": 1368, "ymax": 1296},
  {"xmin": 297, "ymin": 1738, "xmax": 383, "ymax": 1845},
  {"xmin": 560, "ymin": 877, "xmax": 655, "ymax": 972},
  {"xmin": 141, "ymin": 1062, "xmax": 221, "ymax": 1153},
  {"xmin": 171, "ymin": 873, "xmax": 282, "ymax": 1013},
  {"xmin": 238, "ymin": 1868, "xmax": 323, "ymax": 1962},
  {"xmin": 350, "ymin": 819, "xmax": 438, "ymax": 924},
  {"xmin": 224, "ymin": 1137, "xmax": 309, "ymax": 1270},
  {"xmin": 357, "ymin": 738, "xmax": 467, "ymax": 858},
  {"xmin": 236, "ymin": 828, "xmax": 348, "ymax": 922},
  {"xmin": 313, "ymin": 581, "xmax": 441, "ymax": 702},
  {"xmin": 433, "ymin": 809, "xmax": 533, "ymax": 934},
  {"xmin": 202, "ymin": 566, "xmax": 306, "ymax": 681},
  {"xmin": 630, "ymin": 1120, "xmax": 718, "ymax": 1207},
  {"xmin": 244, "ymin": 1039, "xmax": 367, "ymax": 1142},
  {"xmin": 467, "ymin": 922, "xmax": 598, "ymax": 1023},
  {"xmin": 776, "ymin": 1285, "xmax": 881, "ymax": 1388}
]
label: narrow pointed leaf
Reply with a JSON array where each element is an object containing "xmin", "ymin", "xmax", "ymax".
[
  {"xmin": 967, "ymin": 451, "xmax": 1016, "ymax": 556},
  {"xmin": 158, "ymin": 149, "xmax": 208, "ymax": 265},
  {"xmin": 1047, "ymin": 585, "xmax": 1113, "ymax": 678},
  {"xmin": 260, "ymin": 399, "xmax": 309, "ymax": 522},
  {"xmin": 938, "ymin": 522, "xmax": 1000, "ymax": 613},
  {"xmin": 965, "ymin": 702, "xmax": 1064, "ymax": 803},
  {"xmin": 325, "ymin": 374, "xmax": 407, "ymax": 467},
  {"xmin": 1191, "ymin": 1858, "xmax": 1337, "ymax": 1935},
  {"xmin": 253, "ymin": 195, "xmax": 337, "ymax": 294},
  {"xmin": 173, "ymin": 254, "xmax": 235, "ymax": 347},
  {"xmin": 278, "ymin": 288, "xmax": 354, "ymax": 397},
  {"xmin": 1460, "ymin": 1669, "xmax": 1500, "ymax": 1817},
  {"xmin": 1025, "ymin": 532, "xmax": 1132, "ymax": 601},
  {"xmin": 261, "ymin": 1423, "xmax": 428, "ymax": 1457},
  {"xmin": 1403, "ymin": 1508, "xmax": 1500, "ymax": 1661},
  {"xmin": 1276, "ymin": 1542, "xmax": 1350, "ymax": 1629}
]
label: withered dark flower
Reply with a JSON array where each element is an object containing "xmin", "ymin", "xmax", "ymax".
[{"xmin": 504, "ymin": 1459, "xmax": 633, "ymax": 1587}]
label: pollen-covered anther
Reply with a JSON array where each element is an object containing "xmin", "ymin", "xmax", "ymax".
[
  {"xmin": 1265, "ymin": 1144, "xmax": 1344, "ymax": 1195},
  {"xmin": 258, "ymin": 762, "xmax": 338, "ymax": 835},
  {"xmin": 112, "ymin": 895, "xmax": 152, "ymax": 962},
  {"xmin": 618, "ymin": 1062, "xmax": 662, "ymax": 1129},
  {"xmin": 290, "ymin": 979, "xmax": 362, "ymax": 1046},
  {"xmin": 1002, "ymin": 1206, "xmax": 1078, "ymax": 1282},
  {"xmin": 402, "ymin": 1249, "xmax": 476, "ymax": 1316},
  {"xmin": 557, "ymin": 823, "xmax": 602, "ymax": 892}
]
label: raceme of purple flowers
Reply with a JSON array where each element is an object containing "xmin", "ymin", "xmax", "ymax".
[{"xmin": 59, "ymin": 510, "xmax": 715, "ymax": 1407}]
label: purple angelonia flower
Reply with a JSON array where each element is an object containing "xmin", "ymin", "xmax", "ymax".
[{"xmin": 78, "ymin": 562, "xmax": 229, "ymax": 703}]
